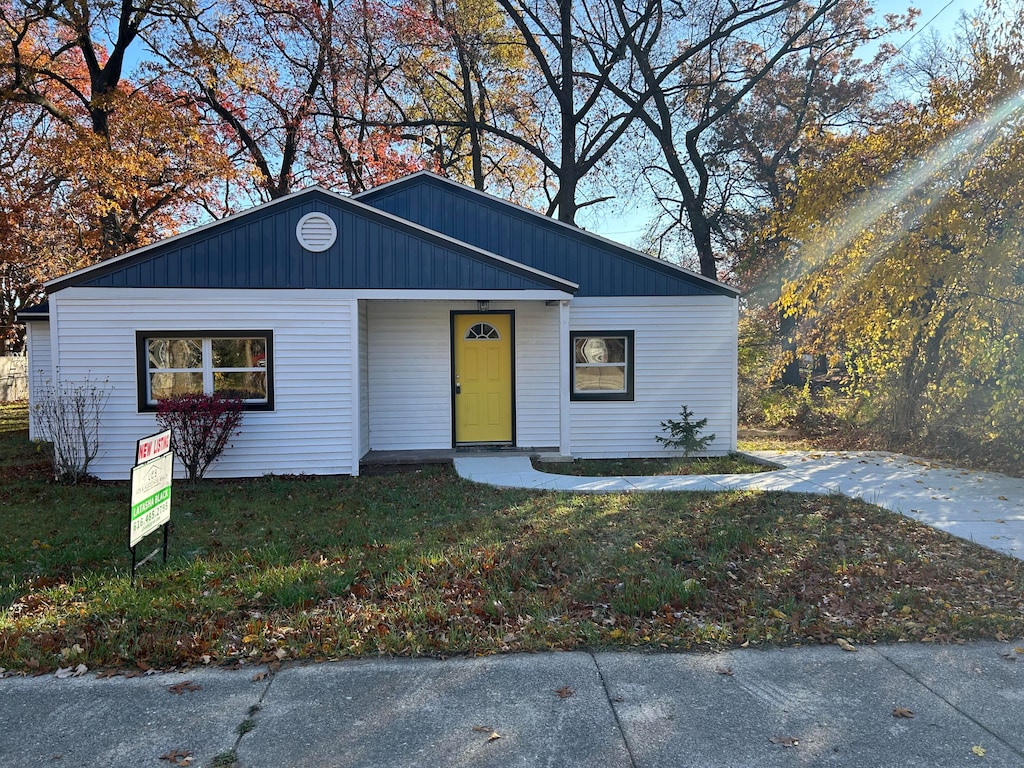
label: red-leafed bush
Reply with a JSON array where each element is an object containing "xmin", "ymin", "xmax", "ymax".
[{"xmin": 156, "ymin": 393, "xmax": 243, "ymax": 483}]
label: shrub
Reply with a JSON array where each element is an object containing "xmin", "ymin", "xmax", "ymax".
[
  {"xmin": 655, "ymin": 405, "xmax": 715, "ymax": 457},
  {"xmin": 156, "ymin": 393, "xmax": 244, "ymax": 483},
  {"xmin": 33, "ymin": 377, "xmax": 109, "ymax": 484}
]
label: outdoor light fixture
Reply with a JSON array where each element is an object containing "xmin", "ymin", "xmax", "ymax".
[{"xmin": 477, "ymin": 300, "xmax": 490, "ymax": 311}]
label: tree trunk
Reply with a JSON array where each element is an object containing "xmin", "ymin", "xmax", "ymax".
[
  {"xmin": 556, "ymin": 0, "xmax": 577, "ymax": 224},
  {"xmin": 778, "ymin": 311, "xmax": 802, "ymax": 386}
]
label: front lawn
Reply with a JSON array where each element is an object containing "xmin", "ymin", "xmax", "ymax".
[{"xmin": 1, "ymin": 401, "xmax": 1022, "ymax": 673}]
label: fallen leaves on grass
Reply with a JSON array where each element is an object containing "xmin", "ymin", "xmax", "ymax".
[
  {"xmin": 3, "ymin": 469, "xmax": 1024, "ymax": 673},
  {"xmin": 892, "ymin": 707, "xmax": 915, "ymax": 719},
  {"xmin": 168, "ymin": 681, "xmax": 201, "ymax": 695}
]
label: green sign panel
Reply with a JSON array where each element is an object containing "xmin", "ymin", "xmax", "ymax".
[{"xmin": 130, "ymin": 452, "xmax": 173, "ymax": 547}]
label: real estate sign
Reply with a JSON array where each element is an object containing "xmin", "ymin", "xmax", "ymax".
[
  {"xmin": 136, "ymin": 429, "xmax": 171, "ymax": 465},
  {"xmin": 130, "ymin": 451, "xmax": 173, "ymax": 547}
]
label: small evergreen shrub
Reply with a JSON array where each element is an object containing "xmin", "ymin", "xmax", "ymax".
[
  {"xmin": 156, "ymin": 393, "xmax": 243, "ymax": 483},
  {"xmin": 655, "ymin": 405, "xmax": 715, "ymax": 457}
]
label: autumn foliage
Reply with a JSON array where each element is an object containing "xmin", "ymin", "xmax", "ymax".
[
  {"xmin": 155, "ymin": 393, "xmax": 244, "ymax": 483},
  {"xmin": 765, "ymin": 16, "xmax": 1024, "ymax": 464}
]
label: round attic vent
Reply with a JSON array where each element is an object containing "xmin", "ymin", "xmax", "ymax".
[{"xmin": 296, "ymin": 212, "xmax": 337, "ymax": 252}]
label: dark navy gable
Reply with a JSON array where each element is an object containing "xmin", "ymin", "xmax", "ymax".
[
  {"xmin": 48, "ymin": 190, "xmax": 574, "ymax": 293},
  {"xmin": 356, "ymin": 174, "xmax": 738, "ymax": 298}
]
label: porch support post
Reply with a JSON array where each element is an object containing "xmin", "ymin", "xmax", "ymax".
[
  {"xmin": 350, "ymin": 298, "xmax": 362, "ymax": 476},
  {"xmin": 558, "ymin": 299, "xmax": 571, "ymax": 457}
]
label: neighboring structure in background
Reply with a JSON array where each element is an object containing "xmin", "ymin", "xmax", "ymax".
[
  {"xmin": 0, "ymin": 355, "xmax": 27, "ymax": 401},
  {"xmin": 18, "ymin": 173, "xmax": 739, "ymax": 480}
]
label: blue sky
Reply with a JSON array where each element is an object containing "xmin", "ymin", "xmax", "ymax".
[
  {"xmin": 588, "ymin": 1, "xmax": 989, "ymax": 248},
  {"xmin": 876, "ymin": 0, "xmax": 984, "ymax": 49}
]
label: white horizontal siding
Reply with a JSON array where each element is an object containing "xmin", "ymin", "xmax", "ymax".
[
  {"xmin": 50, "ymin": 289, "xmax": 357, "ymax": 480},
  {"xmin": 365, "ymin": 300, "xmax": 561, "ymax": 451},
  {"xmin": 26, "ymin": 321, "xmax": 52, "ymax": 440},
  {"xmin": 513, "ymin": 302, "xmax": 560, "ymax": 447},
  {"xmin": 569, "ymin": 296, "xmax": 737, "ymax": 458},
  {"xmin": 366, "ymin": 302, "xmax": 453, "ymax": 450}
]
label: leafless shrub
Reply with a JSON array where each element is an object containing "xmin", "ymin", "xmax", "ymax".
[{"xmin": 33, "ymin": 377, "xmax": 109, "ymax": 483}]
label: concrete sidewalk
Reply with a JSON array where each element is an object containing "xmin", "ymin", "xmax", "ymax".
[
  {"xmin": 454, "ymin": 451, "xmax": 1024, "ymax": 560},
  {"xmin": 3, "ymin": 642, "xmax": 1023, "ymax": 767}
]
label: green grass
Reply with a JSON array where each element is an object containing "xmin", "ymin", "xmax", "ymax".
[
  {"xmin": 533, "ymin": 454, "xmax": 772, "ymax": 477},
  {"xmin": 2, "ymin": 400, "xmax": 1023, "ymax": 672}
]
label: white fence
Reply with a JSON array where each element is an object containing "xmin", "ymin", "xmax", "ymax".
[{"xmin": 0, "ymin": 357, "xmax": 28, "ymax": 401}]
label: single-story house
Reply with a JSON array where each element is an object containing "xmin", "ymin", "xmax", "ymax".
[{"xmin": 19, "ymin": 172, "xmax": 739, "ymax": 480}]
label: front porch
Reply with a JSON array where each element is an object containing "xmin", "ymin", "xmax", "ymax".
[
  {"xmin": 359, "ymin": 445, "xmax": 561, "ymax": 475},
  {"xmin": 358, "ymin": 299, "xmax": 570, "ymax": 458}
]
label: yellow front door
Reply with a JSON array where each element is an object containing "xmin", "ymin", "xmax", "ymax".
[{"xmin": 453, "ymin": 313, "xmax": 513, "ymax": 444}]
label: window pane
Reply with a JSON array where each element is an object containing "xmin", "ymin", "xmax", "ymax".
[
  {"xmin": 574, "ymin": 366, "xmax": 626, "ymax": 392},
  {"xmin": 149, "ymin": 338, "xmax": 201, "ymax": 369},
  {"xmin": 466, "ymin": 323, "xmax": 500, "ymax": 340},
  {"xmin": 214, "ymin": 371, "xmax": 268, "ymax": 400},
  {"xmin": 213, "ymin": 338, "xmax": 267, "ymax": 368},
  {"xmin": 575, "ymin": 337, "xmax": 625, "ymax": 364},
  {"xmin": 150, "ymin": 372, "xmax": 203, "ymax": 400}
]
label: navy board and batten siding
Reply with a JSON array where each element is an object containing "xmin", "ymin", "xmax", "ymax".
[
  {"xmin": 48, "ymin": 289, "xmax": 359, "ymax": 481},
  {"xmin": 356, "ymin": 173, "xmax": 739, "ymax": 299},
  {"xmin": 46, "ymin": 188, "xmax": 576, "ymax": 295}
]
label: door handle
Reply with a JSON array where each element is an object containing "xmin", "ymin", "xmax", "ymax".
[{"xmin": 455, "ymin": 383, "xmax": 461, "ymax": 395}]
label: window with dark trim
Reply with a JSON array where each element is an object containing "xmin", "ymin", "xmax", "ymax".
[
  {"xmin": 570, "ymin": 330, "xmax": 634, "ymax": 401},
  {"xmin": 136, "ymin": 330, "xmax": 274, "ymax": 411}
]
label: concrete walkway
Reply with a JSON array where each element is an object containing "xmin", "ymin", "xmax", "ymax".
[
  {"xmin": 454, "ymin": 451, "xmax": 1024, "ymax": 560},
  {"xmin": 3, "ymin": 642, "xmax": 1023, "ymax": 767}
]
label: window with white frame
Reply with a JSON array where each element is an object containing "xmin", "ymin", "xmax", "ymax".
[
  {"xmin": 570, "ymin": 330, "xmax": 634, "ymax": 401},
  {"xmin": 136, "ymin": 331, "xmax": 273, "ymax": 411}
]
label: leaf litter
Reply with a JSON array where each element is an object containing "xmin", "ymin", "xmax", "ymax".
[{"xmin": 168, "ymin": 681, "xmax": 202, "ymax": 694}]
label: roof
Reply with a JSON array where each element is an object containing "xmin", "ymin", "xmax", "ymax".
[
  {"xmin": 15, "ymin": 300, "xmax": 49, "ymax": 322},
  {"xmin": 356, "ymin": 172, "xmax": 739, "ymax": 298},
  {"xmin": 44, "ymin": 187, "xmax": 578, "ymax": 295}
]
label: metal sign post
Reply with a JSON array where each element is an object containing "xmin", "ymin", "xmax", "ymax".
[{"xmin": 129, "ymin": 430, "xmax": 173, "ymax": 585}]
